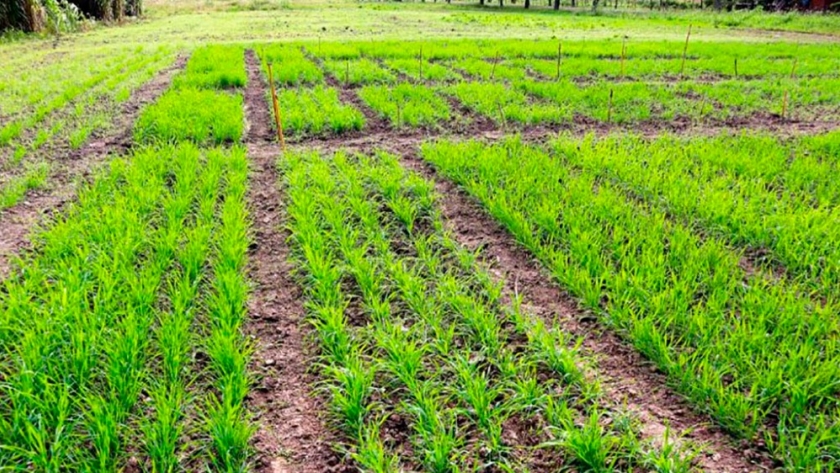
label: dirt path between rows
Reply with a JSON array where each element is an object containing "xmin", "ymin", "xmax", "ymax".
[
  {"xmin": 0, "ymin": 54, "xmax": 186, "ymax": 279},
  {"xmin": 242, "ymin": 49, "xmax": 343, "ymax": 473}
]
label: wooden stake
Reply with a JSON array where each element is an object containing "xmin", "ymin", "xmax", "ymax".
[
  {"xmin": 490, "ymin": 51, "xmax": 500, "ymax": 80},
  {"xmin": 680, "ymin": 24, "xmax": 692, "ymax": 78},
  {"xmin": 782, "ymin": 90, "xmax": 789, "ymax": 120},
  {"xmin": 556, "ymin": 41, "xmax": 562, "ymax": 80},
  {"xmin": 267, "ymin": 64, "xmax": 287, "ymax": 154},
  {"xmin": 734, "ymin": 58, "xmax": 738, "ymax": 78},
  {"xmin": 790, "ymin": 58, "xmax": 797, "ymax": 79},
  {"xmin": 607, "ymin": 89, "xmax": 614, "ymax": 123}
]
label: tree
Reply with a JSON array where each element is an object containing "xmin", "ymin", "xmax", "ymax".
[{"xmin": 553, "ymin": 0, "xmax": 560, "ymax": 9}]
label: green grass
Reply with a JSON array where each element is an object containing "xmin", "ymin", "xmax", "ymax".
[
  {"xmin": 554, "ymin": 131, "xmax": 840, "ymax": 297},
  {"xmin": 282, "ymin": 147, "xmax": 694, "ymax": 471},
  {"xmin": 420, "ymin": 136, "xmax": 840, "ymax": 470},
  {"xmin": 384, "ymin": 58, "xmax": 462, "ymax": 82},
  {"xmin": 445, "ymin": 81, "xmax": 568, "ymax": 125},
  {"xmin": 258, "ymin": 44, "xmax": 324, "ymax": 86},
  {"xmin": 323, "ymin": 58, "xmax": 396, "ymax": 86},
  {"xmin": 278, "ymin": 85, "xmax": 364, "ymax": 137},
  {"xmin": 135, "ymin": 88, "xmax": 244, "ymax": 144},
  {"xmin": 0, "ymin": 162, "xmax": 49, "ymax": 210},
  {"xmin": 0, "ymin": 143, "xmax": 253, "ymax": 470},
  {"xmin": 173, "ymin": 45, "xmax": 247, "ymax": 89},
  {"xmin": 358, "ymin": 83, "xmax": 451, "ymax": 128}
]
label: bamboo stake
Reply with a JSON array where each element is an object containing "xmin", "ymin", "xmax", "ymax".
[
  {"xmin": 734, "ymin": 58, "xmax": 738, "ymax": 78},
  {"xmin": 782, "ymin": 90, "xmax": 789, "ymax": 120},
  {"xmin": 556, "ymin": 42, "xmax": 562, "ymax": 80},
  {"xmin": 267, "ymin": 64, "xmax": 287, "ymax": 154},
  {"xmin": 490, "ymin": 51, "xmax": 500, "ymax": 81},
  {"xmin": 607, "ymin": 89, "xmax": 614, "ymax": 123},
  {"xmin": 790, "ymin": 58, "xmax": 798, "ymax": 79},
  {"xmin": 680, "ymin": 24, "xmax": 692, "ymax": 78}
]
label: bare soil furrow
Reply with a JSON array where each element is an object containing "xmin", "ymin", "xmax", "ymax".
[
  {"xmin": 243, "ymin": 49, "xmax": 344, "ymax": 473},
  {"xmin": 0, "ymin": 54, "xmax": 187, "ymax": 278}
]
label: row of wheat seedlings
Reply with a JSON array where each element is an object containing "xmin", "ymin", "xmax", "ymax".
[
  {"xmin": 0, "ymin": 45, "xmax": 253, "ymax": 471},
  {"xmin": 282, "ymin": 148, "xmax": 693, "ymax": 471},
  {"xmin": 421, "ymin": 136, "xmax": 840, "ymax": 470}
]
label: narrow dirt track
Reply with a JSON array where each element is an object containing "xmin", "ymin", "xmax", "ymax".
[
  {"xmin": 242, "ymin": 49, "xmax": 343, "ymax": 473},
  {"xmin": 0, "ymin": 54, "xmax": 187, "ymax": 278}
]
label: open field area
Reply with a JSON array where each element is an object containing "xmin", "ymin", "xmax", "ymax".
[{"xmin": 1, "ymin": 0, "xmax": 840, "ymax": 471}]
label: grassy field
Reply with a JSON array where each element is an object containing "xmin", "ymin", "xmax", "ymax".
[{"xmin": 1, "ymin": 0, "xmax": 840, "ymax": 471}]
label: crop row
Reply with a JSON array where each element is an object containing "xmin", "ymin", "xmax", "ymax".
[
  {"xmin": 282, "ymin": 148, "xmax": 694, "ymax": 471},
  {"xmin": 0, "ymin": 46, "xmax": 167, "ymax": 124},
  {"xmin": 420, "ymin": 137, "xmax": 840, "ymax": 470},
  {"xmin": 553, "ymin": 131, "xmax": 840, "ymax": 301},
  {"xmin": 0, "ymin": 49, "xmax": 176, "ymax": 213},
  {"xmin": 0, "ymin": 46, "xmax": 173, "ymax": 147},
  {"xmin": 135, "ymin": 46, "xmax": 246, "ymax": 145},
  {"xmin": 302, "ymin": 39, "xmax": 840, "ymax": 79},
  {"xmin": 0, "ymin": 143, "xmax": 252, "ymax": 470},
  {"xmin": 0, "ymin": 44, "xmax": 254, "ymax": 471}
]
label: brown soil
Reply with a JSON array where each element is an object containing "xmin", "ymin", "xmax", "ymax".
[
  {"xmin": 242, "ymin": 49, "xmax": 345, "ymax": 473},
  {"xmin": 0, "ymin": 54, "xmax": 187, "ymax": 278}
]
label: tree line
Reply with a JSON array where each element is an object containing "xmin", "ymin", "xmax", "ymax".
[{"xmin": 1, "ymin": 0, "xmax": 142, "ymax": 33}]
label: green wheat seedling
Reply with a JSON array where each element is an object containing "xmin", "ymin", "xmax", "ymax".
[
  {"xmin": 445, "ymin": 82, "xmax": 568, "ymax": 126},
  {"xmin": 0, "ymin": 143, "xmax": 250, "ymax": 470},
  {"xmin": 553, "ymin": 132, "xmax": 840, "ymax": 299},
  {"xmin": 280, "ymin": 148, "xmax": 692, "ymax": 471},
  {"xmin": 323, "ymin": 58, "xmax": 396, "ymax": 86},
  {"xmin": 420, "ymin": 136, "xmax": 840, "ymax": 470},
  {"xmin": 278, "ymin": 85, "xmax": 364, "ymax": 138},
  {"xmin": 258, "ymin": 45, "xmax": 324, "ymax": 86},
  {"xmin": 453, "ymin": 57, "xmax": 526, "ymax": 82},
  {"xmin": 134, "ymin": 88, "xmax": 244, "ymax": 145},
  {"xmin": 174, "ymin": 45, "xmax": 247, "ymax": 89},
  {"xmin": 384, "ymin": 58, "xmax": 462, "ymax": 82},
  {"xmin": 358, "ymin": 83, "xmax": 451, "ymax": 129}
]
